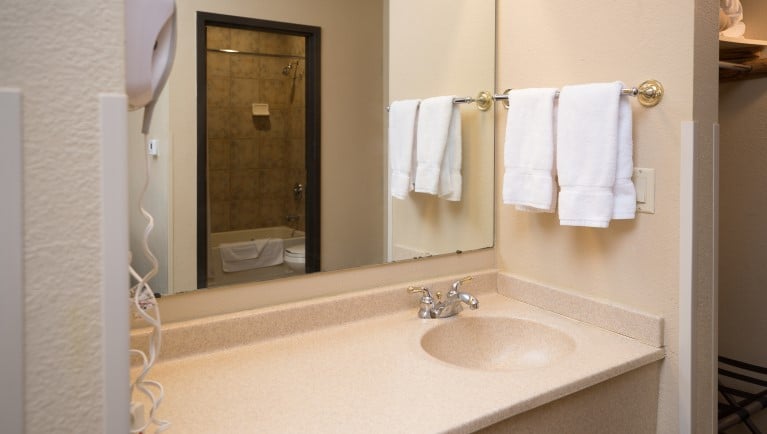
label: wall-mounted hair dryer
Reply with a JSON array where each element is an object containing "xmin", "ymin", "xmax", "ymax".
[{"xmin": 125, "ymin": 0, "xmax": 177, "ymax": 134}]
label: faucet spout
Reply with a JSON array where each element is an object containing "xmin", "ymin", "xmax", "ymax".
[{"xmin": 458, "ymin": 292, "xmax": 479, "ymax": 310}]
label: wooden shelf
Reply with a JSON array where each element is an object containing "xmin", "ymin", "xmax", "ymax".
[
  {"xmin": 719, "ymin": 36, "xmax": 767, "ymax": 81},
  {"xmin": 720, "ymin": 35, "xmax": 767, "ymax": 50}
]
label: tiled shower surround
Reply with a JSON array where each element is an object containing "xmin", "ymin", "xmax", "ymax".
[{"xmin": 206, "ymin": 26, "xmax": 306, "ymax": 233}]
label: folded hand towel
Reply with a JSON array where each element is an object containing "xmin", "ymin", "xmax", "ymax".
[
  {"xmin": 219, "ymin": 238, "xmax": 284, "ymax": 272},
  {"xmin": 388, "ymin": 99, "xmax": 420, "ymax": 199},
  {"xmin": 414, "ymin": 96, "xmax": 456, "ymax": 195},
  {"xmin": 502, "ymin": 88, "xmax": 559, "ymax": 212},
  {"xmin": 556, "ymin": 82, "xmax": 624, "ymax": 228},
  {"xmin": 438, "ymin": 104, "xmax": 462, "ymax": 201},
  {"xmin": 612, "ymin": 96, "xmax": 637, "ymax": 220}
]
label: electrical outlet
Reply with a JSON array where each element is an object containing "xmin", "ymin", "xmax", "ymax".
[{"xmin": 148, "ymin": 139, "xmax": 159, "ymax": 156}]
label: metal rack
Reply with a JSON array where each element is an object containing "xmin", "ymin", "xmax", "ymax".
[{"xmin": 719, "ymin": 356, "xmax": 767, "ymax": 433}]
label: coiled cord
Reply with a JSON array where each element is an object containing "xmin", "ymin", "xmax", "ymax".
[{"xmin": 129, "ymin": 135, "xmax": 170, "ymax": 433}]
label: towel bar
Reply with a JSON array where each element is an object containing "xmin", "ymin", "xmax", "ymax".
[
  {"xmin": 494, "ymin": 80, "xmax": 664, "ymax": 108},
  {"xmin": 385, "ymin": 80, "xmax": 664, "ymax": 112}
]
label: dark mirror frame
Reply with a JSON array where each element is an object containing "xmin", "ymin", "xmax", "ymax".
[{"xmin": 195, "ymin": 12, "xmax": 321, "ymax": 289}]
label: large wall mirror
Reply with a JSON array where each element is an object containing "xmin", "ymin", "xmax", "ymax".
[
  {"xmin": 196, "ymin": 13, "xmax": 322, "ymax": 289},
  {"xmin": 128, "ymin": 0, "xmax": 495, "ymax": 299}
]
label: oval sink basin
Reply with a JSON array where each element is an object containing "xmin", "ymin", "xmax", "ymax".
[{"xmin": 420, "ymin": 317, "xmax": 576, "ymax": 371}]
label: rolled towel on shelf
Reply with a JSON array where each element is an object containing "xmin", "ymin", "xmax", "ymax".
[
  {"xmin": 719, "ymin": 9, "xmax": 730, "ymax": 32},
  {"xmin": 556, "ymin": 81, "xmax": 635, "ymax": 228},
  {"xmin": 720, "ymin": 0, "xmax": 743, "ymax": 24},
  {"xmin": 502, "ymin": 87, "xmax": 559, "ymax": 213},
  {"xmin": 388, "ymin": 99, "xmax": 420, "ymax": 199},
  {"xmin": 720, "ymin": 0, "xmax": 746, "ymax": 37},
  {"xmin": 722, "ymin": 21, "xmax": 746, "ymax": 38},
  {"xmin": 414, "ymin": 96, "xmax": 457, "ymax": 196}
]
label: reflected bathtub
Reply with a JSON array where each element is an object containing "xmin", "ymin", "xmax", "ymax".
[{"xmin": 208, "ymin": 226, "xmax": 305, "ymax": 287}]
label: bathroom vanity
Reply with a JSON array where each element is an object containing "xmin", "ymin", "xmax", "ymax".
[{"xmin": 131, "ymin": 271, "xmax": 664, "ymax": 433}]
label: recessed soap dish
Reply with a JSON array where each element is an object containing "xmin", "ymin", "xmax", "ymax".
[{"xmin": 252, "ymin": 103, "xmax": 270, "ymax": 116}]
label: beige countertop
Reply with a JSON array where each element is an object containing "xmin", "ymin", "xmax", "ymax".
[{"xmin": 134, "ymin": 292, "xmax": 664, "ymax": 433}]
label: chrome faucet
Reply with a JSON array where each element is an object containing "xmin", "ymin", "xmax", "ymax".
[
  {"xmin": 407, "ymin": 276, "xmax": 478, "ymax": 319},
  {"xmin": 407, "ymin": 286, "xmax": 436, "ymax": 319}
]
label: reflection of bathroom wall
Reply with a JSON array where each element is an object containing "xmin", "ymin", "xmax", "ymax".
[
  {"xmin": 128, "ymin": 89, "xmax": 171, "ymax": 293},
  {"xmin": 388, "ymin": 0, "xmax": 495, "ymax": 259},
  {"xmin": 206, "ymin": 26, "xmax": 306, "ymax": 234}
]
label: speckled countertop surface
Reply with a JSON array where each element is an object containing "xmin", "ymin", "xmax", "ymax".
[{"xmin": 133, "ymin": 292, "xmax": 664, "ymax": 433}]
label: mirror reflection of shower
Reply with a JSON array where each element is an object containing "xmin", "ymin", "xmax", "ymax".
[{"xmin": 204, "ymin": 22, "xmax": 310, "ymax": 287}]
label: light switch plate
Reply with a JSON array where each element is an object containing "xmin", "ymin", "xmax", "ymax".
[{"xmin": 633, "ymin": 168, "xmax": 655, "ymax": 213}]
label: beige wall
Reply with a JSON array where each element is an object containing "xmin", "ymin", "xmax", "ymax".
[
  {"xmin": 0, "ymin": 0, "xmax": 124, "ymax": 432},
  {"xmin": 741, "ymin": 0, "xmax": 767, "ymax": 37},
  {"xmin": 719, "ymin": 0, "xmax": 767, "ymax": 372},
  {"xmin": 164, "ymin": 0, "xmax": 384, "ymax": 291},
  {"xmin": 388, "ymin": 0, "xmax": 495, "ymax": 259},
  {"xmin": 719, "ymin": 3, "xmax": 767, "ymax": 430},
  {"xmin": 719, "ymin": 78, "xmax": 767, "ymax": 432},
  {"xmin": 496, "ymin": 0, "xmax": 718, "ymax": 431}
]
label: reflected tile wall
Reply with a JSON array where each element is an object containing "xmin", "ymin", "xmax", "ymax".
[{"xmin": 206, "ymin": 25, "xmax": 306, "ymax": 234}]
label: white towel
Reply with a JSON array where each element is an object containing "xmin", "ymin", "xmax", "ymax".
[
  {"xmin": 612, "ymin": 97, "xmax": 637, "ymax": 220},
  {"xmin": 720, "ymin": 0, "xmax": 746, "ymax": 36},
  {"xmin": 557, "ymin": 82, "xmax": 630, "ymax": 228},
  {"xmin": 219, "ymin": 238, "xmax": 284, "ymax": 272},
  {"xmin": 502, "ymin": 88, "xmax": 559, "ymax": 212},
  {"xmin": 414, "ymin": 96, "xmax": 456, "ymax": 195},
  {"xmin": 438, "ymin": 104, "xmax": 462, "ymax": 201},
  {"xmin": 388, "ymin": 99, "xmax": 420, "ymax": 199},
  {"xmin": 722, "ymin": 21, "xmax": 746, "ymax": 38}
]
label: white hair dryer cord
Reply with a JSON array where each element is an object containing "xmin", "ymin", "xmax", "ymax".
[{"xmin": 129, "ymin": 134, "xmax": 170, "ymax": 433}]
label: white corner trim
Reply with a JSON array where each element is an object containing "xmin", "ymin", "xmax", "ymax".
[
  {"xmin": 0, "ymin": 88, "xmax": 24, "ymax": 434},
  {"xmin": 678, "ymin": 120, "xmax": 696, "ymax": 434},
  {"xmin": 100, "ymin": 93, "xmax": 130, "ymax": 434}
]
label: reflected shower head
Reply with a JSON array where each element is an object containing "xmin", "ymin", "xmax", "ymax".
[
  {"xmin": 282, "ymin": 60, "xmax": 295, "ymax": 75},
  {"xmin": 282, "ymin": 60, "xmax": 301, "ymax": 77}
]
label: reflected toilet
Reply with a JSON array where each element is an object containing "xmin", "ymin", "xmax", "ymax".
[{"xmin": 284, "ymin": 244, "xmax": 305, "ymax": 273}]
